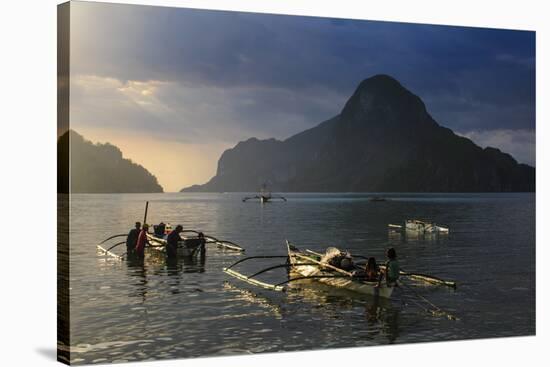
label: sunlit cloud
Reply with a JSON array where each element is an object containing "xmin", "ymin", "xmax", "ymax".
[
  {"xmin": 68, "ymin": 2, "xmax": 536, "ymax": 191},
  {"xmin": 458, "ymin": 129, "xmax": 535, "ymax": 166}
]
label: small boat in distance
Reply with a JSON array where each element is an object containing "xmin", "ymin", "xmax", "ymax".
[
  {"xmin": 242, "ymin": 184, "xmax": 286, "ymax": 203},
  {"xmin": 368, "ymin": 196, "xmax": 388, "ymax": 202},
  {"xmin": 388, "ymin": 219, "xmax": 449, "ymax": 234}
]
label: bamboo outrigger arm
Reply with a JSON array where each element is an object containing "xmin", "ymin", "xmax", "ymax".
[
  {"xmin": 242, "ymin": 196, "xmax": 261, "ymax": 202},
  {"xmin": 223, "ymin": 268, "xmax": 286, "ymax": 291},
  {"xmin": 224, "ymin": 255, "xmax": 289, "ymax": 270},
  {"xmin": 96, "ymin": 234, "xmax": 127, "ymax": 246},
  {"xmin": 203, "ymin": 235, "xmax": 245, "ymax": 252},
  {"xmin": 105, "ymin": 240, "xmax": 126, "ymax": 252},
  {"xmin": 223, "ymin": 263, "xmax": 336, "ymax": 292}
]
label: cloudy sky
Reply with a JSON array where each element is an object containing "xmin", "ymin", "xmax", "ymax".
[{"xmin": 70, "ymin": 1, "xmax": 536, "ymax": 192}]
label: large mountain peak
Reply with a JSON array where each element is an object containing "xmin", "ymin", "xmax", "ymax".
[
  {"xmin": 181, "ymin": 75, "xmax": 534, "ymax": 193},
  {"xmin": 340, "ymin": 74, "xmax": 432, "ymax": 130}
]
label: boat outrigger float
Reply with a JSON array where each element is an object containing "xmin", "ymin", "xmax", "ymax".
[{"xmin": 223, "ymin": 240, "xmax": 456, "ymax": 297}]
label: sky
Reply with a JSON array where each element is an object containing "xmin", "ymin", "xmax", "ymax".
[{"xmin": 70, "ymin": 1, "xmax": 536, "ymax": 192}]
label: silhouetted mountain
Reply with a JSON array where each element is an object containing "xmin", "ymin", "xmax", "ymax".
[
  {"xmin": 181, "ymin": 75, "xmax": 535, "ymax": 193},
  {"xmin": 58, "ymin": 130, "xmax": 163, "ymax": 193}
]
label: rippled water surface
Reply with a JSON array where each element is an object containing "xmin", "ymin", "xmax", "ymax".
[{"xmin": 65, "ymin": 193, "xmax": 535, "ymax": 364}]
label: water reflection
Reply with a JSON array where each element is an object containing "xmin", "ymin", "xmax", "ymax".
[
  {"xmin": 66, "ymin": 193, "xmax": 535, "ymax": 364},
  {"xmin": 126, "ymin": 257, "xmax": 149, "ymax": 300},
  {"xmin": 364, "ymin": 296, "xmax": 400, "ymax": 343}
]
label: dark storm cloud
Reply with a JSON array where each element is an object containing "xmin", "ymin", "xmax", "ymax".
[{"xmin": 71, "ymin": 1, "xmax": 535, "ymax": 162}]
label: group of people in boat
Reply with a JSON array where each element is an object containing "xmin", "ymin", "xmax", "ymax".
[
  {"xmin": 125, "ymin": 221, "xmax": 205, "ymax": 259},
  {"xmin": 321, "ymin": 246, "xmax": 400, "ymax": 287}
]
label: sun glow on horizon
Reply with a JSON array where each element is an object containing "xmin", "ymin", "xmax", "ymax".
[{"xmin": 74, "ymin": 127, "xmax": 230, "ymax": 192}]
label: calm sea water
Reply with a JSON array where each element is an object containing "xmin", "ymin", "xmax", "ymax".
[{"xmin": 63, "ymin": 193, "xmax": 535, "ymax": 364}]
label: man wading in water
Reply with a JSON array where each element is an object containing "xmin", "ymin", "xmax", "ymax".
[
  {"xmin": 126, "ymin": 222, "xmax": 141, "ymax": 256},
  {"xmin": 135, "ymin": 223, "xmax": 150, "ymax": 258},
  {"xmin": 166, "ymin": 225, "xmax": 183, "ymax": 259}
]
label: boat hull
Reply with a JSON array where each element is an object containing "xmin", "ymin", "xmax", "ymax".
[
  {"xmin": 405, "ymin": 220, "xmax": 449, "ymax": 234},
  {"xmin": 287, "ymin": 246, "xmax": 394, "ymax": 298},
  {"xmin": 147, "ymin": 233, "xmax": 203, "ymax": 257}
]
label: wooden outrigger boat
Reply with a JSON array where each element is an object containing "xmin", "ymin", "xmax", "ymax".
[
  {"xmin": 147, "ymin": 230, "xmax": 245, "ymax": 257},
  {"xmin": 389, "ymin": 219, "xmax": 449, "ymax": 234},
  {"xmin": 97, "ymin": 230, "xmax": 245, "ymax": 260},
  {"xmin": 97, "ymin": 202, "xmax": 245, "ymax": 260},
  {"xmin": 224, "ymin": 240, "xmax": 458, "ymax": 319},
  {"xmin": 223, "ymin": 240, "xmax": 456, "ymax": 297},
  {"xmin": 286, "ymin": 242, "xmax": 395, "ymax": 298}
]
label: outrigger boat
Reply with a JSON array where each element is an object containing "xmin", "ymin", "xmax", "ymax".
[
  {"xmin": 97, "ymin": 202, "xmax": 245, "ymax": 260},
  {"xmin": 389, "ymin": 219, "xmax": 449, "ymax": 234},
  {"xmin": 223, "ymin": 240, "xmax": 456, "ymax": 297},
  {"xmin": 242, "ymin": 184, "xmax": 286, "ymax": 203},
  {"xmin": 97, "ymin": 230, "xmax": 245, "ymax": 260},
  {"xmin": 286, "ymin": 242, "xmax": 395, "ymax": 298}
]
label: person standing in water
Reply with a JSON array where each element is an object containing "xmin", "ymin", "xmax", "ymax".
[
  {"xmin": 166, "ymin": 225, "xmax": 183, "ymax": 259},
  {"xmin": 135, "ymin": 223, "xmax": 150, "ymax": 258},
  {"xmin": 198, "ymin": 232, "xmax": 206, "ymax": 255},
  {"xmin": 126, "ymin": 222, "xmax": 141, "ymax": 255}
]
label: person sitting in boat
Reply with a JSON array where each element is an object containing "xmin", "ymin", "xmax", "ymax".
[
  {"xmin": 135, "ymin": 223, "xmax": 150, "ymax": 258},
  {"xmin": 339, "ymin": 251, "xmax": 354, "ymax": 271},
  {"xmin": 364, "ymin": 257, "xmax": 379, "ymax": 281},
  {"xmin": 166, "ymin": 225, "xmax": 183, "ymax": 258},
  {"xmin": 154, "ymin": 222, "xmax": 166, "ymax": 238},
  {"xmin": 126, "ymin": 222, "xmax": 141, "ymax": 255},
  {"xmin": 379, "ymin": 248, "xmax": 400, "ymax": 287}
]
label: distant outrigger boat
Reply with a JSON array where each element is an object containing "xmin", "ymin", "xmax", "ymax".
[
  {"xmin": 368, "ymin": 196, "xmax": 388, "ymax": 202},
  {"xmin": 242, "ymin": 184, "xmax": 286, "ymax": 203},
  {"xmin": 389, "ymin": 219, "xmax": 449, "ymax": 234}
]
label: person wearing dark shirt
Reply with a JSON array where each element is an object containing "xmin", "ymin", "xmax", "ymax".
[
  {"xmin": 154, "ymin": 222, "xmax": 166, "ymax": 238},
  {"xmin": 377, "ymin": 248, "xmax": 400, "ymax": 287},
  {"xmin": 166, "ymin": 225, "xmax": 183, "ymax": 259},
  {"xmin": 126, "ymin": 222, "xmax": 141, "ymax": 255},
  {"xmin": 198, "ymin": 232, "xmax": 206, "ymax": 255}
]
